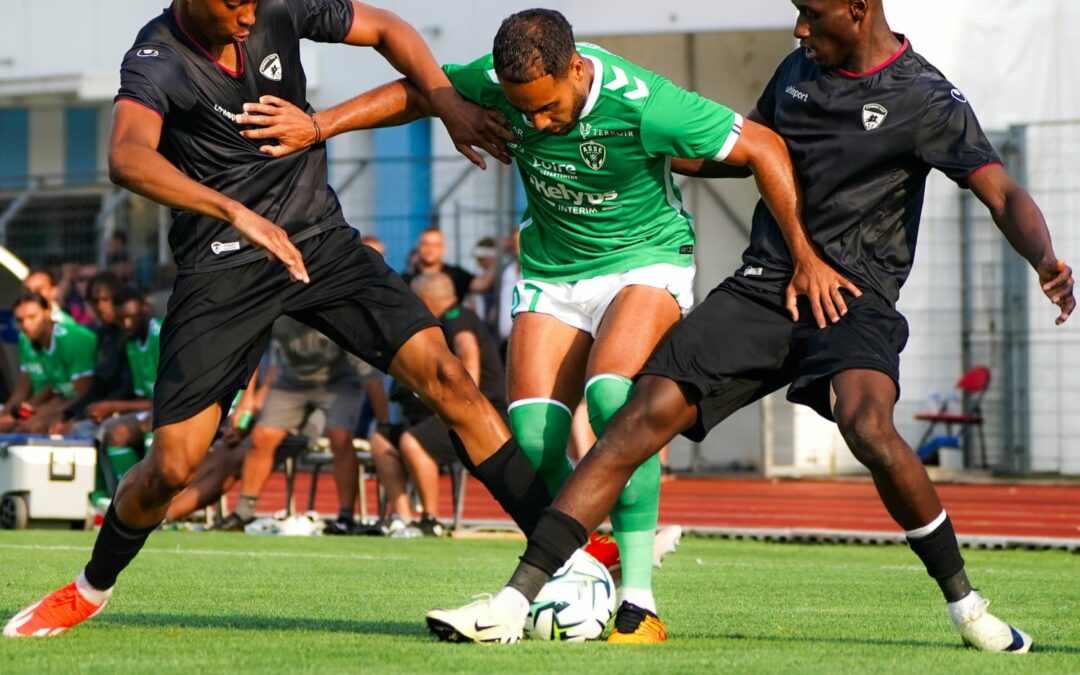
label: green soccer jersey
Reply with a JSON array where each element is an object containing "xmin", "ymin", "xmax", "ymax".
[
  {"xmin": 19, "ymin": 321, "xmax": 98, "ymax": 399},
  {"xmin": 126, "ymin": 318, "xmax": 162, "ymax": 398},
  {"xmin": 444, "ymin": 43, "xmax": 743, "ymax": 282}
]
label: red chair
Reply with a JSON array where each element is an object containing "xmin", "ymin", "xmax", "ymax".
[{"xmin": 914, "ymin": 366, "xmax": 991, "ymax": 468}]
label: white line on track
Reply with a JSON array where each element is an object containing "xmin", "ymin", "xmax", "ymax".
[{"xmin": 0, "ymin": 543, "xmax": 409, "ymax": 562}]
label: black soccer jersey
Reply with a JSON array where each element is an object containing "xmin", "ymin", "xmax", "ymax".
[
  {"xmin": 116, "ymin": 0, "xmax": 354, "ymax": 273},
  {"xmin": 737, "ymin": 36, "xmax": 1001, "ymax": 305}
]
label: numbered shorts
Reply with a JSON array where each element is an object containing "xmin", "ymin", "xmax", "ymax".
[{"xmin": 510, "ymin": 263, "xmax": 695, "ymax": 336}]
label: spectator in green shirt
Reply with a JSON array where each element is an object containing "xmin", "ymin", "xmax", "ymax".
[{"xmin": 1, "ymin": 292, "xmax": 98, "ymax": 433}]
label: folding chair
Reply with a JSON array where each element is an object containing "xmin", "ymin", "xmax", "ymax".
[{"xmin": 914, "ymin": 365, "xmax": 991, "ymax": 468}]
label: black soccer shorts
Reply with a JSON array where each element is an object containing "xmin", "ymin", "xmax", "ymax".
[
  {"xmin": 639, "ymin": 279, "xmax": 909, "ymax": 441},
  {"xmin": 152, "ymin": 226, "xmax": 439, "ymax": 429}
]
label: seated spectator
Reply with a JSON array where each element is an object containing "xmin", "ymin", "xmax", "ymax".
[
  {"xmin": 53, "ymin": 272, "xmax": 134, "ymax": 433},
  {"xmin": 168, "ymin": 316, "xmax": 389, "ymax": 533},
  {"xmin": 0, "ymin": 292, "xmax": 97, "ymax": 433},
  {"xmin": 23, "ymin": 267, "xmax": 75, "ymax": 325},
  {"xmin": 366, "ymin": 272, "xmax": 508, "ymax": 536}
]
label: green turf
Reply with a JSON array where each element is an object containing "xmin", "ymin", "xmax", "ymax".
[{"xmin": 0, "ymin": 530, "xmax": 1077, "ymax": 674}]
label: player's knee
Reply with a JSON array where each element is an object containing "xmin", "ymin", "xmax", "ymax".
[
  {"xmin": 835, "ymin": 401, "xmax": 898, "ymax": 469},
  {"xmin": 584, "ymin": 374, "xmax": 633, "ymax": 437},
  {"xmin": 146, "ymin": 454, "xmax": 197, "ymax": 496}
]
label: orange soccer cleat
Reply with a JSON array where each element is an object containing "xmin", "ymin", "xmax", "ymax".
[
  {"xmin": 606, "ymin": 601, "xmax": 668, "ymax": 644},
  {"xmin": 3, "ymin": 582, "xmax": 109, "ymax": 638}
]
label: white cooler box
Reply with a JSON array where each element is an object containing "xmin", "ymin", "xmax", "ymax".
[{"xmin": 0, "ymin": 435, "xmax": 97, "ymax": 529}]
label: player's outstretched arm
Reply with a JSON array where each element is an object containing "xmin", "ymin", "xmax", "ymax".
[
  {"xmin": 724, "ymin": 118, "xmax": 861, "ymax": 327},
  {"xmin": 671, "ymin": 109, "xmax": 770, "ymax": 179},
  {"xmin": 109, "ymin": 101, "xmax": 309, "ymax": 283},
  {"xmin": 968, "ymin": 164, "xmax": 1074, "ymax": 324},
  {"xmin": 335, "ymin": 2, "xmax": 511, "ymax": 168}
]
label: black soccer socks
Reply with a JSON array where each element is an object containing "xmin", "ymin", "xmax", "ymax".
[
  {"xmin": 906, "ymin": 511, "xmax": 972, "ymax": 602},
  {"xmin": 508, "ymin": 508, "xmax": 589, "ymax": 603},
  {"xmin": 449, "ymin": 432, "xmax": 551, "ymax": 537},
  {"xmin": 83, "ymin": 503, "xmax": 158, "ymax": 591}
]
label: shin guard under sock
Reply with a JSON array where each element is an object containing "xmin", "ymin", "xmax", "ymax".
[
  {"xmin": 508, "ymin": 399, "xmax": 574, "ymax": 498},
  {"xmin": 906, "ymin": 511, "xmax": 970, "ymax": 602},
  {"xmin": 449, "ymin": 432, "xmax": 551, "ymax": 537},
  {"xmin": 83, "ymin": 503, "xmax": 158, "ymax": 591},
  {"xmin": 509, "ymin": 508, "xmax": 589, "ymax": 603}
]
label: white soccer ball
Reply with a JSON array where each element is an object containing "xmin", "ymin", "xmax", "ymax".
[{"xmin": 524, "ymin": 548, "xmax": 616, "ymax": 641}]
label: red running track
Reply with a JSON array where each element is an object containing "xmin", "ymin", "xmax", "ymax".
[{"xmin": 244, "ymin": 473, "xmax": 1080, "ymax": 541}]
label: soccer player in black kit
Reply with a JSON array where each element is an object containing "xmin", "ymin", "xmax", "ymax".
[
  {"xmin": 3, "ymin": 0, "xmax": 555, "ymax": 638},
  {"xmin": 426, "ymin": 0, "xmax": 1075, "ymax": 650}
]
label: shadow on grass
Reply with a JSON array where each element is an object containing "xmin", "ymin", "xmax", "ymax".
[
  {"xmin": 95, "ymin": 612, "xmax": 425, "ymax": 638},
  {"xmin": 680, "ymin": 631, "xmax": 1080, "ymax": 654}
]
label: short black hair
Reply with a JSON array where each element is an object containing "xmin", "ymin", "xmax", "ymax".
[
  {"xmin": 112, "ymin": 286, "xmax": 146, "ymax": 307},
  {"xmin": 493, "ymin": 9, "xmax": 576, "ymax": 84},
  {"xmin": 86, "ymin": 270, "xmax": 121, "ymax": 298},
  {"xmin": 13, "ymin": 291, "xmax": 49, "ymax": 312}
]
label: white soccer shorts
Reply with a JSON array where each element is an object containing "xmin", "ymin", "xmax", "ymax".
[{"xmin": 510, "ymin": 262, "xmax": 695, "ymax": 336}]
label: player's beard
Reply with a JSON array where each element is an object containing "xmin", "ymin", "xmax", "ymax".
[{"xmin": 551, "ymin": 86, "xmax": 588, "ymax": 136}]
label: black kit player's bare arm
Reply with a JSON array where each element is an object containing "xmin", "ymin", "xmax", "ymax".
[
  {"xmin": 967, "ymin": 164, "xmax": 1075, "ymax": 324},
  {"xmin": 239, "ymin": 78, "xmax": 512, "ymax": 161},
  {"xmin": 237, "ymin": 1, "xmax": 512, "ymax": 168},
  {"xmin": 109, "ymin": 101, "xmax": 310, "ymax": 284}
]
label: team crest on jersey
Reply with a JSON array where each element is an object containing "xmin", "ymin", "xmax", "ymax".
[
  {"xmin": 579, "ymin": 141, "xmax": 607, "ymax": 171},
  {"xmin": 259, "ymin": 53, "xmax": 283, "ymax": 81},
  {"xmin": 862, "ymin": 103, "xmax": 888, "ymax": 131}
]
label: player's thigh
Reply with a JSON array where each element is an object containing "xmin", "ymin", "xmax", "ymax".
[
  {"xmin": 507, "ymin": 311, "xmax": 592, "ymax": 407},
  {"xmin": 588, "ymin": 284, "xmax": 682, "ymax": 379},
  {"xmin": 284, "ymin": 227, "xmax": 438, "ymax": 373}
]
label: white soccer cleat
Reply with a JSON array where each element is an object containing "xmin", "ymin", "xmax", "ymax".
[
  {"xmin": 426, "ymin": 594, "xmax": 525, "ymax": 644},
  {"xmin": 948, "ymin": 592, "xmax": 1031, "ymax": 653},
  {"xmin": 653, "ymin": 524, "xmax": 683, "ymax": 568}
]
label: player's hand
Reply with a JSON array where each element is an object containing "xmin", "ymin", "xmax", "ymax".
[
  {"xmin": 429, "ymin": 87, "xmax": 514, "ymax": 170},
  {"xmin": 1038, "ymin": 259, "xmax": 1075, "ymax": 325},
  {"xmin": 230, "ymin": 208, "xmax": 310, "ymax": 283},
  {"xmin": 786, "ymin": 256, "xmax": 862, "ymax": 328},
  {"xmin": 236, "ymin": 96, "xmax": 317, "ymax": 158},
  {"xmin": 86, "ymin": 402, "xmax": 114, "ymax": 423}
]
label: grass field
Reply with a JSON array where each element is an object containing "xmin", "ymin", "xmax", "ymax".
[{"xmin": 0, "ymin": 530, "xmax": 1077, "ymax": 674}]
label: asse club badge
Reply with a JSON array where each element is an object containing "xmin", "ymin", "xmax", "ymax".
[{"xmin": 579, "ymin": 141, "xmax": 607, "ymax": 171}]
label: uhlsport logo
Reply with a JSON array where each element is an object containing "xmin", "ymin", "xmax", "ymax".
[
  {"xmin": 862, "ymin": 103, "xmax": 888, "ymax": 131},
  {"xmin": 259, "ymin": 53, "xmax": 283, "ymax": 81},
  {"xmin": 579, "ymin": 141, "xmax": 607, "ymax": 171},
  {"xmin": 211, "ymin": 241, "xmax": 241, "ymax": 255}
]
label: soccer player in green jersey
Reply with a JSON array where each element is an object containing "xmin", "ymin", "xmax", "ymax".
[
  {"xmin": 2, "ymin": 292, "xmax": 98, "ymax": 433},
  {"xmin": 238, "ymin": 8, "xmax": 856, "ymax": 643}
]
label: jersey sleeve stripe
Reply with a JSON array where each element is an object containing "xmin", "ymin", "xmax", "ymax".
[
  {"xmin": 713, "ymin": 113, "xmax": 744, "ymax": 162},
  {"xmin": 114, "ymin": 96, "xmax": 165, "ymax": 120}
]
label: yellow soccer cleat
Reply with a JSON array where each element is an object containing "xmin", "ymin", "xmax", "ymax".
[{"xmin": 606, "ymin": 601, "xmax": 667, "ymax": 644}]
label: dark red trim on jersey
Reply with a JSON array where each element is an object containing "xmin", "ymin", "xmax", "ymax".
[
  {"xmin": 836, "ymin": 36, "xmax": 910, "ymax": 78},
  {"xmin": 170, "ymin": 2, "xmax": 245, "ymax": 77},
  {"xmin": 114, "ymin": 96, "xmax": 165, "ymax": 120},
  {"xmin": 965, "ymin": 161, "xmax": 1005, "ymax": 181}
]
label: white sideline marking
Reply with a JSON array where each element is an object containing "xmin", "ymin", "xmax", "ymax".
[{"xmin": 0, "ymin": 543, "xmax": 408, "ymax": 562}]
